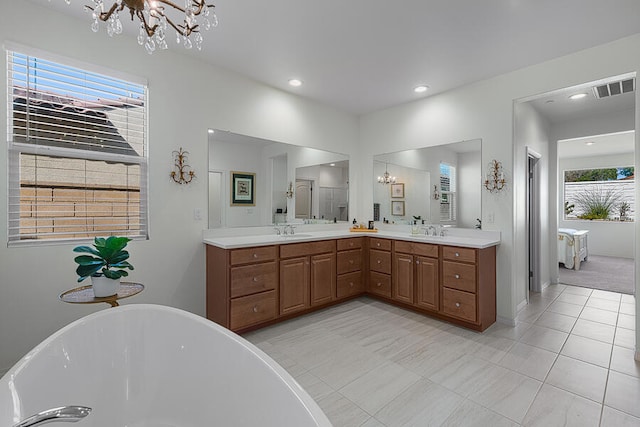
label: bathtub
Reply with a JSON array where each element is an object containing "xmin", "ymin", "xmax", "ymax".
[
  {"xmin": 558, "ymin": 228, "xmax": 589, "ymax": 270},
  {"xmin": 0, "ymin": 304, "xmax": 331, "ymax": 426}
]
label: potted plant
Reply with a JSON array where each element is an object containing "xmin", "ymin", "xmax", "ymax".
[{"xmin": 73, "ymin": 236, "xmax": 134, "ymax": 297}]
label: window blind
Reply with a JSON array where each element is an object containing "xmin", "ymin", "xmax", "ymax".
[
  {"xmin": 440, "ymin": 163, "xmax": 457, "ymax": 222},
  {"xmin": 7, "ymin": 50, "xmax": 148, "ymax": 244}
]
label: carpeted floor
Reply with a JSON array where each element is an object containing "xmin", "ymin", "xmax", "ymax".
[{"xmin": 559, "ymin": 254, "xmax": 634, "ymax": 294}]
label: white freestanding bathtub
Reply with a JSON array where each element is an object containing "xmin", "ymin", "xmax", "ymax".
[{"xmin": 0, "ymin": 304, "xmax": 331, "ymax": 426}]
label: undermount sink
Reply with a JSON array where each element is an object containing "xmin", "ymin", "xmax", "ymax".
[{"xmin": 279, "ymin": 234, "xmax": 313, "ymax": 239}]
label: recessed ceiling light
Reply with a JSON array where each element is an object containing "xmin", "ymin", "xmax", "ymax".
[
  {"xmin": 330, "ymin": 163, "xmax": 336, "ymax": 166},
  {"xmin": 545, "ymin": 100, "xmax": 555, "ymax": 104},
  {"xmin": 288, "ymin": 79, "xmax": 302, "ymax": 87},
  {"xmin": 569, "ymin": 93, "xmax": 587, "ymax": 100},
  {"xmin": 414, "ymin": 85, "xmax": 429, "ymax": 93},
  {"xmin": 207, "ymin": 129, "xmax": 215, "ymax": 134},
  {"xmin": 585, "ymin": 141, "xmax": 595, "ymax": 146}
]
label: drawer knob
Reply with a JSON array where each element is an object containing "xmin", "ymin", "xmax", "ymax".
[
  {"xmin": 253, "ymin": 277, "xmax": 259, "ymax": 282},
  {"xmin": 253, "ymin": 253, "xmax": 258, "ymax": 259},
  {"xmin": 455, "ymin": 302, "xmax": 461, "ymax": 308},
  {"xmin": 252, "ymin": 306, "xmax": 258, "ymax": 313},
  {"xmin": 416, "ymin": 260, "xmax": 420, "ymax": 264},
  {"xmin": 377, "ymin": 260, "xmax": 381, "ymax": 264},
  {"xmin": 455, "ymin": 274, "xmax": 460, "ymax": 279},
  {"xmin": 455, "ymin": 252, "xmax": 460, "ymax": 257},
  {"xmin": 377, "ymin": 282, "xmax": 382, "ymax": 287},
  {"xmin": 349, "ymin": 260, "xmax": 354, "ymax": 264},
  {"xmin": 349, "ymin": 242, "xmax": 354, "ymax": 247},
  {"xmin": 377, "ymin": 243, "xmax": 381, "ymax": 247},
  {"xmin": 349, "ymin": 282, "xmax": 354, "ymax": 287}
]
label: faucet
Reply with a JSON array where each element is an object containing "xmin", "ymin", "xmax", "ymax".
[
  {"xmin": 425, "ymin": 225, "xmax": 436, "ymax": 236},
  {"xmin": 273, "ymin": 225, "xmax": 282, "ymax": 235},
  {"xmin": 13, "ymin": 406, "xmax": 91, "ymax": 427},
  {"xmin": 283, "ymin": 224, "xmax": 296, "ymax": 235}
]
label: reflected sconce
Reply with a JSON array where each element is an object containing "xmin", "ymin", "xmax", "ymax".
[
  {"xmin": 170, "ymin": 147, "xmax": 195, "ymax": 184},
  {"xmin": 377, "ymin": 163, "xmax": 396, "ymax": 185},
  {"xmin": 484, "ymin": 159, "xmax": 506, "ymax": 193},
  {"xmin": 286, "ymin": 182, "xmax": 294, "ymax": 199},
  {"xmin": 433, "ymin": 185, "xmax": 440, "ymax": 200}
]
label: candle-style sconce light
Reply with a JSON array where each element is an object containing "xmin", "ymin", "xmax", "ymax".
[
  {"xmin": 432, "ymin": 185, "xmax": 440, "ymax": 200},
  {"xmin": 170, "ymin": 147, "xmax": 195, "ymax": 185},
  {"xmin": 484, "ymin": 159, "xmax": 506, "ymax": 193},
  {"xmin": 285, "ymin": 181, "xmax": 294, "ymax": 199}
]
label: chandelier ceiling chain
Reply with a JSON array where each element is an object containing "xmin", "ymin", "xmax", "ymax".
[{"xmin": 82, "ymin": 0, "xmax": 218, "ymax": 54}]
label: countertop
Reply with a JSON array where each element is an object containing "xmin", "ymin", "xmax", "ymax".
[{"xmin": 203, "ymin": 226, "xmax": 500, "ymax": 250}]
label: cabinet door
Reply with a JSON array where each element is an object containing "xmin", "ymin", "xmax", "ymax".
[
  {"xmin": 393, "ymin": 253, "xmax": 414, "ymax": 304},
  {"xmin": 310, "ymin": 253, "xmax": 336, "ymax": 306},
  {"xmin": 415, "ymin": 256, "xmax": 439, "ymax": 311},
  {"xmin": 280, "ymin": 257, "xmax": 310, "ymax": 315}
]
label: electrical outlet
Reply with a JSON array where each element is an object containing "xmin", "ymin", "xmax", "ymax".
[
  {"xmin": 194, "ymin": 208, "xmax": 202, "ymax": 221},
  {"xmin": 487, "ymin": 212, "xmax": 495, "ymax": 223}
]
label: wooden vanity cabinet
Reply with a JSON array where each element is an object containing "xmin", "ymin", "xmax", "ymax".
[
  {"xmin": 393, "ymin": 240, "xmax": 439, "ymax": 310},
  {"xmin": 279, "ymin": 240, "xmax": 336, "ymax": 315},
  {"xmin": 206, "ymin": 245, "xmax": 278, "ymax": 331},
  {"xmin": 440, "ymin": 245, "xmax": 496, "ymax": 330},
  {"xmin": 336, "ymin": 237, "xmax": 364, "ymax": 299},
  {"xmin": 368, "ymin": 238, "xmax": 392, "ymax": 298}
]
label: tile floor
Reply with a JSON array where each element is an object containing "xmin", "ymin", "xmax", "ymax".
[{"xmin": 244, "ymin": 284, "xmax": 638, "ymax": 426}]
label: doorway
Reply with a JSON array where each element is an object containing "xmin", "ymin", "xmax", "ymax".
[
  {"xmin": 295, "ymin": 179, "xmax": 313, "ymax": 219},
  {"xmin": 527, "ymin": 148, "xmax": 542, "ymax": 300}
]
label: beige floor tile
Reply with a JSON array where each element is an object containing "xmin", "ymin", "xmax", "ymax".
[
  {"xmin": 591, "ymin": 289, "xmax": 623, "ymax": 302},
  {"xmin": 601, "ymin": 405, "xmax": 640, "ymax": 427},
  {"xmin": 618, "ymin": 313, "xmax": 636, "ymax": 330},
  {"xmin": 563, "ymin": 287, "xmax": 593, "ymax": 297},
  {"xmin": 441, "ymin": 399, "xmax": 518, "ymax": 427},
  {"xmin": 487, "ymin": 320, "xmax": 533, "ymax": 341},
  {"xmin": 571, "ymin": 318, "xmax": 616, "ymax": 344},
  {"xmin": 309, "ymin": 344, "xmax": 387, "ymax": 390},
  {"xmin": 339, "ymin": 361, "xmax": 420, "ymax": 415},
  {"xmin": 471, "ymin": 334, "xmax": 516, "ymax": 363},
  {"xmin": 619, "ymin": 302, "xmax": 636, "ymax": 316},
  {"xmin": 519, "ymin": 325, "xmax": 568, "ymax": 353},
  {"xmin": 316, "ymin": 391, "xmax": 371, "ymax": 427},
  {"xmin": 610, "ymin": 345, "xmax": 640, "ymax": 378},
  {"xmin": 374, "ymin": 378, "xmax": 464, "ymax": 427},
  {"xmin": 557, "ymin": 292, "xmax": 589, "ymax": 306},
  {"xmin": 498, "ymin": 342, "xmax": 557, "ymax": 381},
  {"xmin": 561, "ymin": 334, "xmax": 613, "ymax": 368},
  {"xmin": 546, "ymin": 355, "xmax": 608, "ymax": 402},
  {"xmin": 605, "ymin": 371, "xmax": 640, "ymax": 418},
  {"xmin": 614, "ymin": 327, "xmax": 636, "ymax": 350},
  {"xmin": 547, "ymin": 300, "xmax": 584, "ymax": 317},
  {"xmin": 427, "ymin": 354, "xmax": 494, "ymax": 396},
  {"xmin": 621, "ymin": 294, "xmax": 636, "ymax": 304},
  {"xmin": 294, "ymin": 371, "xmax": 335, "ymax": 401},
  {"xmin": 586, "ymin": 297, "xmax": 621, "ymax": 312},
  {"xmin": 521, "ymin": 384, "xmax": 601, "ymax": 427},
  {"xmin": 580, "ymin": 306, "xmax": 619, "ymax": 326},
  {"xmin": 360, "ymin": 417, "xmax": 386, "ymax": 427},
  {"xmin": 534, "ymin": 311, "xmax": 577, "ymax": 333}
]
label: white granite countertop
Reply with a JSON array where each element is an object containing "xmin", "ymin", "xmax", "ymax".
[{"xmin": 203, "ymin": 225, "xmax": 500, "ymax": 250}]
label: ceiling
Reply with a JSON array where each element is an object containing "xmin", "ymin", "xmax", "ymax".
[
  {"xmin": 34, "ymin": 0, "xmax": 640, "ymax": 115},
  {"xmin": 558, "ymin": 131, "xmax": 634, "ymax": 159}
]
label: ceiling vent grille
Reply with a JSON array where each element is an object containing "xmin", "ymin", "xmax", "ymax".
[{"xmin": 593, "ymin": 78, "xmax": 635, "ymax": 99}]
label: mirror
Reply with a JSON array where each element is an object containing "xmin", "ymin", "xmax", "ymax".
[
  {"xmin": 208, "ymin": 130, "xmax": 349, "ymax": 228},
  {"xmin": 373, "ymin": 139, "xmax": 482, "ymax": 228}
]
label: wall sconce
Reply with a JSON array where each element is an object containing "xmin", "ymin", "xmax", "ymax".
[
  {"xmin": 285, "ymin": 182, "xmax": 294, "ymax": 199},
  {"xmin": 484, "ymin": 159, "xmax": 506, "ymax": 193},
  {"xmin": 170, "ymin": 147, "xmax": 195, "ymax": 185},
  {"xmin": 432, "ymin": 185, "xmax": 440, "ymax": 200}
]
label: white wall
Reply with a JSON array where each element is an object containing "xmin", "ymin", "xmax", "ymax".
[
  {"xmin": 0, "ymin": 2, "xmax": 358, "ymax": 373},
  {"xmin": 559, "ymin": 153, "xmax": 635, "ymax": 258}
]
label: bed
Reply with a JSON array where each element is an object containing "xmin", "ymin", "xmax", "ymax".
[{"xmin": 558, "ymin": 228, "xmax": 589, "ymax": 270}]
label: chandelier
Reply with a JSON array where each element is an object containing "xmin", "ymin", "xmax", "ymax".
[
  {"xmin": 377, "ymin": 164, "xmax": 396, "ymax": 185},
  {"xmin": 84, "ymin": 0, "xmax": 218, "ymax": 54}
]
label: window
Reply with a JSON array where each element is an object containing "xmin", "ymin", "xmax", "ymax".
[
  {"xmin": 440, "ymin": 162, "xmax": 456, "ymax": 222},
  {"xmin": 7, "ymin": 49, "xmax": 148, "ymax": 245}
]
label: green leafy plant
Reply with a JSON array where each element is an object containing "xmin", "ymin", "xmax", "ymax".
[
  {"xmin": 564, "ymin": 201, "xmax": 575, "ymax": 216},
  {"xmin": 575, "ymin": 186, "xmax": 621, "ymax": 220},
  {"xmin": 619, "ymin": 201, "xmax": 631, "ymax": 220},
  {"xmin": 73, "ymin": 236, "xmax": 134, "ymax": 282}
]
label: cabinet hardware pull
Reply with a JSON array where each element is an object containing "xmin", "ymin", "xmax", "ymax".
[
  {"xmin": 455, "ymin": 302, "xmax": 461, "ymax": 307},
  {"xmin": 349, "ymin": 282, "xmax": 354, "ymax": 287},
  {"xmin": 350, "ymin": 242, "xmax": 354, "ymax": 246},
  {"xmin": 416, "ymin": 260, "xmax": 420, "ymax": 264},
  {"xmin": 253, "ymin": 253, "xmax": 258, "ymax": 258},
  {"xmin": 253, "ymin": 277, "xmax": 258, "ymax": 282},
  {"xmin": 377, "ymin": 243, "xmax": 381, "ymax": 247},
  {"xmin": 455, "ymin": 252, "xmax": 460, "ymax": 257},
  {"xmin": 455, "ymin": 274, "xmax": 460, "ymax": 279},
  {"xmin": 253, "ymin": 306, "xmax": 258, "ymax": 313},
  {"xmin": 349, "ymin": 260, "xmax": 354, "ymax": 264},
  {"xmin": 377, "ymin": 283, "xmax": 382, "ymax": 287},
  {"xmin": 377, "ymin": 260, "xmax": 381, "ymax": 264}
]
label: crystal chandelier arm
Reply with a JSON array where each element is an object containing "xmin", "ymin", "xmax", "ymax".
[
  {"xmin": 85, "ymin": 2, "xmax": 125, "ymax": 22},
  {"xmin": 136, "ymin": 9, "xmax": 159, "ymax": 37}
]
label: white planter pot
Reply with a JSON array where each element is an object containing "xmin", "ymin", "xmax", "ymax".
[{"xmin": 91, "ymin": 276, "xmax": 120, "ymax": 297}]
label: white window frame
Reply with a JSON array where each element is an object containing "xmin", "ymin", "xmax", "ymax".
[{"xmin": 440, "ymin": 162, "xmax": 457, "ymax": 223}]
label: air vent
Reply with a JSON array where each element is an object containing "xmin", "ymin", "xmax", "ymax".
[{"xmin": 593, "ymin": 78, "xmax": 635, "ymax": 99}]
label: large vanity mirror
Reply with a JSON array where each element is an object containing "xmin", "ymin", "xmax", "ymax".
[
  {"xmin": 373, "ymin": 139, "xmax": 482, "ymax": 228},
  {"xmin": 208, "ymin": 130, "xmax": 349, "ymax": 228}
]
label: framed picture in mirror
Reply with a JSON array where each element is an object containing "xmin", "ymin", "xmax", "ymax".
[
  {"xmin": 391, "ymin": 183, "xmax": 405, "ymax": 198},
  {"xmin": 231, "ymin": 171, "xmax": 256, "ymax": 206},
  {"xmin": 391, "ymin": 200, "xmax": 405, "ymax": 216}
]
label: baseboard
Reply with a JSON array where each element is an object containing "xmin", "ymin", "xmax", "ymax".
[
  {"xmin": 497, "ymin": 315, "xmax": 516, "ymax": 327},
  {"xmin": 0, "ymin": 366, "xmax": 9, "ymax": 378},
  {"xmin": 636, "ymin": 350, "xmax": 640, "ymax": 362},
  {"xmin": 517, "ymin": 299, "xmax": 528, "ymax": 312},
  {"xmin": 541, "ymin": 280, "xmax": 551, "ymax": 290}
]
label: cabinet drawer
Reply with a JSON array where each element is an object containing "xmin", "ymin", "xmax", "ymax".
[
  {"xmin": 442, "ymin": 246, "xmax": 476, "ymax": 263},
  {"xmin": 280, "ymin": 240, "xmax": 335, "ymax": 258},
  {"xmin": 369, "ymin": 238, "xmax": 391, "ymax": 251},
  {"xmin": 442, "ymin": 261, "xmax": 477, "ymax": 293},
  {"xmin": 442, "ymin": 288, "xmax": 477, "ymax": 323},
  {"xmin": 230, "ymin": 246, "xmax": 277, "ymax": 265},
  {"xmin": 337, "ymin": 271, "xmax": 364, "ymax": 298},
  {"xmin": 369, "ymin": 271, "xmax": 391, "ymax": 298},
  {"xmin": 394, "ymin": 240, "xmax": 438, "ymax": 258},
  {"xmin": 370, "ymin": 249, "xmax": 391, "ymax": 274},
  {"xmin": 230, "ymin": 290, "xmax": 277, "ymax": 330},
  {"xmin": 337, "ymin": 237, "xmax": 363, "ymax": 251},
  {"xmin": 230, "ymin": 261, "xmax": 277, "ymax": 298},
  {"xmin": 337, "ymin": 249, "xmax": 362, "ymax": 274}
]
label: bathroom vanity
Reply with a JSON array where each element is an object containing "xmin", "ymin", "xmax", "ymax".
[{"xmin": 205, "ymin": 229, "xmax": 499, "ymax": 333}]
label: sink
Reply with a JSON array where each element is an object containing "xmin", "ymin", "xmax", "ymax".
[{"xmin": 279, "ymin": 234, "xmax": 313, "ymax": 239}]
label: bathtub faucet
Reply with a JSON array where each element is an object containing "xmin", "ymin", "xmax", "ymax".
[{"xmin": 13, "ymin": 406, "xmax": 91, "ymax": 427}]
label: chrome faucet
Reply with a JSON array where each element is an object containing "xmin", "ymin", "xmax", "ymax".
[
  {"xmin": 13, "ymin": 406, "xmax": 91, "ymax": 427},
  {"xmin": 425, "ymin": 225, "xmax": 436, "ymax": 236},
  {"xmin": 282, "ymin": 224, "xmax": 296, "ymax": 235}
]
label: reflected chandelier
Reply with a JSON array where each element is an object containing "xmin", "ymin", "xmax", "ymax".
[
  {"xmin": 377, "ymin": 163, "xmax": 396, "ymax": 185},
  {"xmin": 83, "ymin": 0, "xmax": 218, "ymax": 54}
]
